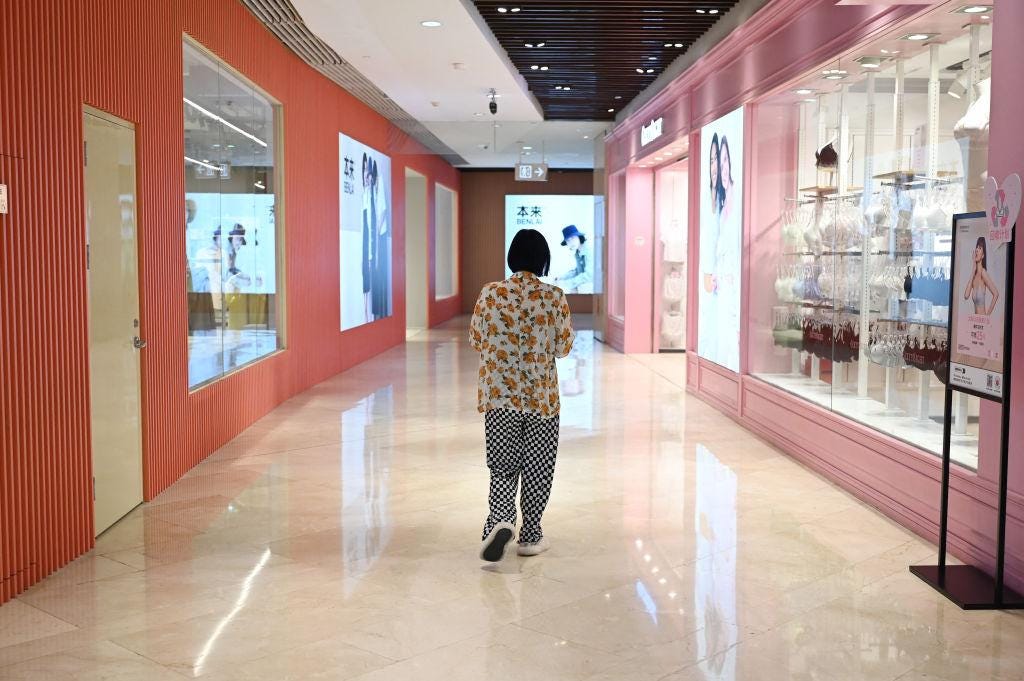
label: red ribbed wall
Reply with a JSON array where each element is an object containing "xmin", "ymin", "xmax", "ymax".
[{"xmin": 0, "ymin": 0, "xmax": 460, "ymax": 603}]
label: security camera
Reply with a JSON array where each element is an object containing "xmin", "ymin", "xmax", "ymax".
[{"xmin": 488, "ymin": 88, "xmax": 498, "ymax": 115}]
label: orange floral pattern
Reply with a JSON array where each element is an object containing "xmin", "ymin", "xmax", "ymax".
[{"xmin": 470, "ymin": 272, "xmax": 575, "ymax": 417}]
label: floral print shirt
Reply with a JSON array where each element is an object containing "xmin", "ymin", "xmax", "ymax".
[{"xmin": 470, "ymin": 272, "xmax": 575, "ymax": 417}]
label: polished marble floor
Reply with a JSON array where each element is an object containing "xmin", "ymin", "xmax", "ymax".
[{"xmin": 2, "ymin": 320, "xmax": 1022, "ymax": 680}]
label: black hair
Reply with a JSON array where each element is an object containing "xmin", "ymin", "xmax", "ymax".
[
  {"xmin": 976, "ymin": 236, "xmax": 988, "ymax": 270},
  {"xmin": 507, "ymin": 229, "xmax": 551, "ymax": 277},
  {"xmin": 717, "ymin": 135, "xmax": 733, "ymax": 213},
  {"xmin": 709, "ymin": 132, "xmax": 720, "ymax": 196}
]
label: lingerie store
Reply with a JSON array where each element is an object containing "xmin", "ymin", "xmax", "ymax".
[{"xmin": 604, "ymin": 0, "xmax": 1024, "ymax": 584}]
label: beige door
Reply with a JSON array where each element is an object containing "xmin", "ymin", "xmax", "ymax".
[{"xmin": 84, "ymin": 111, "xmax": 144, "ymax": 536}]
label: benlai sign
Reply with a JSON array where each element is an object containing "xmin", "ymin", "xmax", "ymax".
[{"xmin": 640, "ymin": 117, "xmax": 664, "ymax": 146}]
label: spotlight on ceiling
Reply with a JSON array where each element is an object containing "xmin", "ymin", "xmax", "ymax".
[
  {"xmin": 674, "ymin": 43, "xmax": 683, "ymax": 48},
  {"xmin": 420, "ymin": 20, "xmax": 441, "ymax": 27},
  {"xmin": 794, "ymin": 88, "xmax": 814, "ymax": 95},
  {"xmin": 497, "ymin": 6, "xmax": 507, "ymax": 12},
  {"xmin": 608, "ymin": 108, "xmax": 615, "ymax": 113},
  {"xmin": 901, "ymin": 33, "xmax": 937, "ymax": 41}
]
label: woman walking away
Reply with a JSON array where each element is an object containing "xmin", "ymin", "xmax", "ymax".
[{"xmin": 470, "ymin": 229, "xmax": 575, "ymax": 562}]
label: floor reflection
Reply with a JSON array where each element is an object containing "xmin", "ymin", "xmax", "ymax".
[{"xmin": 1, "ymin": 319, "xmax": 1019, "ymax": 681}]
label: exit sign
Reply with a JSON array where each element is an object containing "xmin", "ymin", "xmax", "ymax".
[{"xmin": 515, "ymin": 163, "xmax": 548, "ymax": 182}]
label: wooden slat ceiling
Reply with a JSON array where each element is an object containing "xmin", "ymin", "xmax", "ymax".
[{"xmin": 472, "ymin": 0, "xmax": 741, "ymax": 120}]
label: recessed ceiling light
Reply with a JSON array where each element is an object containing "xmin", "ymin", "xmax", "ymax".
[
  {"xmin": 794, "ymin": 88, "xmax": 813, "ymax": 95},
  {"xmin": 901, "ymin": 33, "xmax": 937, "ymax": 41},
  {"xmin": 563, "ymin": 86, "xmax": 570, "ymax": 91},
  {"xmin": 954, "ymin": 5, "xmax": 992, "ymax": 14},
  {"xmin": 664, "ymin": 42, "xmax": 673, "ymax": 47},
  {"xmin": 803, "ymin": 98, "xmax": 816, "ymax": 103},
  {"xmin": 497, "ymin": 6, "xmax": 507, "ymax": 12},
  {"xmin": 510, "ymin": 6, "xmax": 520, "ymax": 12},
  {"xmin": 420, "ymin": 20, "xmax": 442, "ymax": 27},
  {"xmin": 615, "ymin": 95, "xmax": 622, "ymax": 100},
  {"xmin": 696, "ymin": 9, "xmax": 706, "ymax": 13},
  {"xmin": 554, "ymin": 85, "xmax": 562, "ymax": 90},
  {"xmin": 583, "ymin": 135, "xmax": 590, "ymax": 139},
  {"xmin": 855, "ymin": 56, "xmax": 886, "ymax": 69},
  {"xmin": 537, "ymin": 42, "xmax": 546, "ymax": 47},
  {"xmin": 540, "ymin": 66, "xmax": 549, "ymax": 71},
  {"xmin": 674, "ymin": 43, "xmax": 683, "ymax": 48},
  {"xmin": 531, "ymin": 65, "xmax": 539, "ymax": 70},
  {"xmin": 709, "ymin": 8, "xmax": 719, "ymax": 13},
  {"xmin": 608, "ymin": 108, "xmax": 614, "ymax": 112},
  {"xmin": 636, "ymin": 68, "xmax": 645, "ymax": 74},
  {"xmin": 523, "ymin": 146, "xmax": 532, "ymax": 150},
  {"xmin": 648, "ymin": 56, "xmax": 657, "ymax": 61},
  {"xmin": 525, "ymin": 42, "xmax": 534, "ymax": 47},
  {"xmin": 646, "ymin": 69, "xmax": 655, "ymax": 73}
]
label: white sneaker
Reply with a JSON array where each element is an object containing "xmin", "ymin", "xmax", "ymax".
[
  {"xmin": 517, "ymin": 539, "xmax": 549, "ymax": 557},
  {"xmin": 480, "ymin": 522, "xmax": 516, "ymax": 562}
]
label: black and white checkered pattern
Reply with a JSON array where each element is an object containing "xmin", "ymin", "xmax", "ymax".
[{"xmin": 482, "ymin": 409, "xmax": 560, "ymax": 544}]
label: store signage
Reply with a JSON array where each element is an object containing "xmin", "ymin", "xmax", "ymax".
[
  {"xmin": 948, "ymin": 194, "xmax": 1015, "ymax": 401},
  {"xmin": 984, "ymin": 174, "xmax": 1021, "ymax": 244},
  {"xmin": 640, "ymin": 117, "xmax": 664, "ymax": 146},
  {"xmin": 515, "ymin": 163, "xmax": 548, "ymax": 182},
  {"xmin": 0, "ymin": 184, "xmax": 7, "ymax": 215}
]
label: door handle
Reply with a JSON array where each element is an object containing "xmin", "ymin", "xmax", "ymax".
[{"xmin": 133, "ymin": 336, "xmax": 147, "ymax": 350}]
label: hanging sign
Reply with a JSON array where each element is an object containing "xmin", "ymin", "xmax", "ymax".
[
  {"xmin": 515, "ymin": 163, "xmax": 548, "ymax": 182},
  {"xmin": 640, "ymin": 117, "xmax": 664, "ymax": 147},
  {"xmin": 947, "ymin": 175, "xmax": 1018, "ymax": 401}
]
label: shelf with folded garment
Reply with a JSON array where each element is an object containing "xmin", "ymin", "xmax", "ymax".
[
  {"xmin": 781, "ymin": 300, "xmax": 878, "ymax": 315},
  {"xmin": 874, "ymin": 317, "xmax": 949, "ymax": 329},
  {"xmin": 782, "ymin": 250, "xmax": 865, "ymax": 257}
]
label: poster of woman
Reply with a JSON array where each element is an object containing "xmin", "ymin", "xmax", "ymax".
[
  {"xmin": 698, "ymin": 106, "xmax": 745, "ymax": 373},
  {"xmin": 340, "ymin": 134, "xmax": 392, "ymax": 330},
  {"xmin": 950, "ymin": 213, "xmax": 1007, "ymax": 399}
]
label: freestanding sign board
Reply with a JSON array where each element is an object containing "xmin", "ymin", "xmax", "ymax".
[
  {"xmin": 948, "ymin": 213, "xmax": 1010, "ymax": 400},
  {"xmin": 912, "ymin": 174, "xmax": 1022, "ymax": 610}
]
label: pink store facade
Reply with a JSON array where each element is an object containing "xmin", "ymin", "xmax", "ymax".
[{"xmin": 604, "ymin": 0, "xmax": 1024, "ymax": 590}]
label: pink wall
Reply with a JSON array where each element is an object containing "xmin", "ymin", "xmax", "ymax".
[{"xmin": 605, "ymin": 0, "xmax": 1024, "ymax": 591}]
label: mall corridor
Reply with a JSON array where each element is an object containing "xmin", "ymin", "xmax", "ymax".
[{"xmin": 0, "ymin": 323, "xmax": 1019, "ymax": 680}]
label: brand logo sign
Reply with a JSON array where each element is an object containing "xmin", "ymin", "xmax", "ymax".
[{"xmin": 641, "ymin": 117, "xmax": 664, "ymax": 146}]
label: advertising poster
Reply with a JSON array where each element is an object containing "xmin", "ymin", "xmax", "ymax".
[
  {"xmin": 504, "ymin": 194, "xmax": 598, "ymax": 294},
  {"xmin": 949, "ymin": 212, "xmax": 1009, "ymax": 400},
  {"xmin": 698, "ymin": 106, "xmax": 745, "ymax": 373},
  {"xmin": 340, "ymin": 134, "xmax": 392, "ymax": 330}
]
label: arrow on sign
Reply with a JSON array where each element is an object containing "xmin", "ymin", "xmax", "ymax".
[{"xmin": 536, "ymin": 166, "xmax": 545, "ymax": 178}]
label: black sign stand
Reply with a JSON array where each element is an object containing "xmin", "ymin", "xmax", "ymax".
[{"xmin": 911, "ymin": 213, "xmax": 1022, "ymax": 609}]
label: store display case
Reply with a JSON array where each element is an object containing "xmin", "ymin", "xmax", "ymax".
[
  {"xmin": 655, "ymin": 161, "xmax": 689, "ymax": 351},
  {"xmin": 749, "ymin": 8, "xmax": 993, "ymax": 469}
]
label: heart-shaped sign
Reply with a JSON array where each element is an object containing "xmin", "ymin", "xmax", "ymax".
[{"xmin": 984, "ymin": 174, "xmax": 1021, "ymax": 242}]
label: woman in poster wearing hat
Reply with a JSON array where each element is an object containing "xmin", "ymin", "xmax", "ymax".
[{"xmin": 556, "ymin": 225, "xmax": 592, "ymax": 294}]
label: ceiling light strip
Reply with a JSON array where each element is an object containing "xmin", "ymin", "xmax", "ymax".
[{"xmin": 184, "ymin": 97, "xmax": 268, "ymax": 148}]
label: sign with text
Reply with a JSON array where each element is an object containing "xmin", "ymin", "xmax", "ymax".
[
  {"xmin": 641, "ymin": 117, "xmax": 664, "ymax": 146},
  {"xmin": 949, "ymin": 211, "xmax": 1011, "ymax": 401},
  {"xmin": 515, "ymin": 163, "xmax": 548, "ymax": 182}
]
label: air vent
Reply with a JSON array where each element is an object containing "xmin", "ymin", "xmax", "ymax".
[{"xmin": 240, "ymin": 0, "xmax": 467, "ymax": 165}]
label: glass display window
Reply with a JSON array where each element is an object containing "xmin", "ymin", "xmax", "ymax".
[
  {"xmin": 184, "ymin": 38, "xmax": 283, "ymax": 389},
  {"xmin": 655, "ymin": 160, "xmax": 689, "ymax": 351},
  {"xmin": 748, "ymin": 2, "xmax": 993, "ymax": 469}
]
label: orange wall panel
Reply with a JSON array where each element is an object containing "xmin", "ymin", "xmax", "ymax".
[{"xmin": 0, "ymin": 0, "xmax": 460, "ymax": 603}]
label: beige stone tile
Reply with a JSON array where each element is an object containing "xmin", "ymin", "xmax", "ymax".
[
  {"xmin": 342, "ymin": 624, "xmax": 624, "ymax": 681},
  {"xmin": 0, "ymin": 640, "xmax": 185, "ymax": 680},
  {"xmin": 0, "ymin": 600, "xmax": 78, "ymax": 649}
]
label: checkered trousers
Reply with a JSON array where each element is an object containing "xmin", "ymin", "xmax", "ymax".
[{"xmin": 482, "ymin": 408, "xmax": 560, "ymax": 544}]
